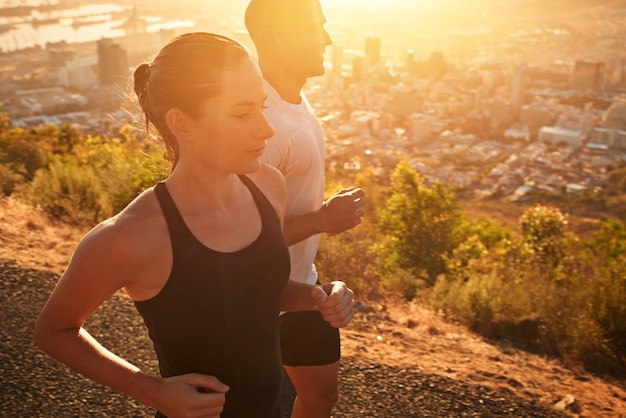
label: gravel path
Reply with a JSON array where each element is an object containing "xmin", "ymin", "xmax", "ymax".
[{"xmin": 1, "ymin": 260, "xmax": 568, "ymax": 417}]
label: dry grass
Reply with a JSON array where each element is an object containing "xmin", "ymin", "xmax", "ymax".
[
  {"xmin": 0, "ymin": 196, "xmax": 83, "ymax": 275},
  {"xmin": 344, "ymin": 302, "xmax": 626, "ymax": 417}
]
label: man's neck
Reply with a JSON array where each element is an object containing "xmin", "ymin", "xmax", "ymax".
[{"xmin": 261, "ymin": 62, "xmax": 306, "ymax": 104}]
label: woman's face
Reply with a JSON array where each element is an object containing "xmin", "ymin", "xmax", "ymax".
[{"xmin": 185, "ymin": 56, "xmax": 275, "ymax": 175}]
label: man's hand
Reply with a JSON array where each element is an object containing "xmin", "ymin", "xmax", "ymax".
[
  {"xmin": 320, "ymin": 186, "xmax": 366, "ymax": 235},
  {"xmin": 311, "ymin": 281, "xmax": 355, "ymax": 328}
]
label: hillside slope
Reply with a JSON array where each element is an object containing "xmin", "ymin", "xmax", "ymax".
[{"xmin": 1, "ymin": 197, "xmax": 625, "ymax": 417}]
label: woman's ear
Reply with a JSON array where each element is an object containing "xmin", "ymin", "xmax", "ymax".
[{"xmin": 166, "ymin": 108, "xmax": 193, "ymax": 142}]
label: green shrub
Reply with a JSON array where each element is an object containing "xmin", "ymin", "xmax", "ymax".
[
  {"xmin": 0, "ymin": 163, "xmax": 23, "ymax": 196},
  {"xmin": 0, "ymin": 127, "xmax": 53, "ymax": 181},
  {"xmin": 27, "ymin": 157, "xmax": 112, "ymax": 225},
  {"xmin": 377, "ymin": 159, "xmax": 462, "ymax": 285},
  {"xmin": 20, "ymin": 126, "xmax": 168, "ymax": 225}
]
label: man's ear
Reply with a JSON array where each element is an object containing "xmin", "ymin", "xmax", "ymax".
[
  {"xmin": 259, "ymin": 26, "xmax": 279, "ymax": 47},
  {"xmin": 166, "ymin": 108, "xmax": 193, "ymax": 142}
]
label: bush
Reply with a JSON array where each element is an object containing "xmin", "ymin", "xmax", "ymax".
[
  {"xmin": 377, "ymin": 159, "xmax": 462, "ymax": 285},
  {"xmin": 0, "ymin": 163, "xmax": 23, "ymax": 196},
  {"xmin": 27, "ymin": 157, "xmax": 112, "ymax": 225},
  {"xmin": 429, "ymin": 209, "xmax": 626, "ymax": 376}
]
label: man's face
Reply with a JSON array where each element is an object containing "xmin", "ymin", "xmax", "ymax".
[{"xmin": 273, "ymin": 0, "xmax": 332, "ymax": 80}]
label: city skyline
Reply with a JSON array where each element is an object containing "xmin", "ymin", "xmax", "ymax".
[
  {"xmin": 1, "ymin": 0, "xmax": 624, "ymax": 61},
  {"xmin": 2, "ymin": 1, "xmax": 622, "ymax": 200}
]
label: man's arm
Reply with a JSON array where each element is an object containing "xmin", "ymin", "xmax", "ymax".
[{"xmin": 283, "ymin": 186, "xmax": 366, "ymax": 246}]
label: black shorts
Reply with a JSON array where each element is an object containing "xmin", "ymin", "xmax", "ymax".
[{"xmin": 279, "ymin": 310, "xmax": 340, "ymax": 367}]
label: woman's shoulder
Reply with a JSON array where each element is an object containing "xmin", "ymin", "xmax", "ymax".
[
  {"xmin": 78, "ymin": 187, "xmax": 165, "ymax": 258},
  {"xmin": 58, "ymin": 186, "xmax": 170, "ymax": 295}
]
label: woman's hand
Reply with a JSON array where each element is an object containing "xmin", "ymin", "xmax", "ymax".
[{"xmin": 154, "ymin": 374, "xmax": 229, "ymax": 418}]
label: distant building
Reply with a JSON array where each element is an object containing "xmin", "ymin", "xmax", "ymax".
[
  {"xmin": 588, "ymin": 127, "xmax": 626, "ymax": 150},
  {"xmin": 352, "ymin": 55, "xmax": 365, "ymax": 83},
  {"xmin": 427, "ymin": 51, "xmax": 447, "ymax": 80},
  {"xmin": 11, "ymin": 115, "xmax": 62, "ymax": 128},
  {"xmin": 586, "ymin": 96, "xmax": 626, "ymax": 151},
  {"xmin": 409, "ymin": 113, "xmax": 446, "ymax": 141},
  {"xmin": 526, "ymin": 65, "xmax": 569, "ymax": 87},
  {"xmin": 520, "ymin": 104, "xmax": 554, "ymax": 127},
  {"xmin": 566, "ymin": 183, "xmax": 591, "ymax": 196},
  {"xmin": 463, "ymin": 110, "xmax": 490, "ymax": 135},
  {"xmin": 47, "ymin": 41, "xmax": 76, "ymax": 67},
  {"xmin": 483, "ymin": 97, "xmax": 513, "ymax": 124},
  {"xmin": 385, "ymin": 85, "xmax": 420, "ymax": 118},
  {"xmin": 606, "ymin": 58, "xmax": 623, "ymax": 86},
  {"xmin": 538, "ymin": 126, "xmax": 583, "ymax": 147},
  {"xmin": 59, "ymin": 56, "xmax": 98, "ymax": 88},
  {"xmin": 409, "ymin": 113, "xmax": 432, "ymax": 141},
  {"xmin": 331, "ymin": 44, "xmax": 344, "ymax": 76},
  {"xmin": 364, "ymin": 37, "xmax": 381, "ymax": 66},
  {"xmin": 504, "ymin": 127, "xmax": 530, "ymax": 141},
  {"xmin": 602, "ymin": 95, "xmax": 626, "ymax": 131},
  {"xmin": 404, "ymin": 48, "xmax": 416, "ymax": 73},
  {"xmin": 13, "ymin": 87, "xmax": 87, "ymax": 118},
  {"xmin": 613, "ymin": 131, "xmax": 626, "ymax": 150},
  {"xmin": 97, "ymin": 38, "xmax": 128, "ymax": 86},
  {"xmin": 350, "ymin": 110, "xmax": 380, "ymax": 134},
  {"xmin": 511, "ymin": 62, "xmax": 527, "ymax": 117},
  {"xmin": 570, "ymin": 60, "xmax": 605, "ymax": 91}
]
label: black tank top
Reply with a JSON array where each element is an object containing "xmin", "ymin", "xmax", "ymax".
[{"xmin": 135, "ymin": 176, "xmax": 290, "ymax": 418}]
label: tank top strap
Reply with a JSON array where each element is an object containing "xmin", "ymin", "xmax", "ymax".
[
  {"xmin": 237, "ymin": 174, "xmax": 275, "ymax": 218},
  {"xmin": 153, "ymin": 181, "xmax": 191, "ymax": 247},
  {"xmin": 154, "ymin": 178, "xmax": 277, "ymax": 248}
]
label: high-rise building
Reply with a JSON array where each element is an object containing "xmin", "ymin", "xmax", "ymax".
[
  {"xmin": 47, "ymin": 41, "xmax": 76, "ymax": 67},
  {"xmin": 352, "ymin": 56, "xmax": 365, "ymax": 84},
  {"xmin": 97, "ymin": 38, "xmax": 128, "ymax": 86},
  {"xmin": 331, "ymin": 44, "xmax": 344, "ymax": 76},
  {"xmin": 570, "ymin": 60, "xmax": 605, "ymax": 91},
  {"xmin": 404, "ymin": 48, "xmax": 415, "ymax": 70},
  {"xmin": 427, "ymin": 51, "xmax": 446, "ymax": 80},
  {"xmin": 602, "ymin": 96, "xmax": 626, "ymax": 131},
  {"xmin": 511, "ymin": 62, "xmax": 527, "ymax": 118},
  {"xmin": 608, "ymin": 58, "xmax": 623, "ymax": 86},
  {"xmin": 59, "ymin": 56, "xmax": 98, "ymax": 88},
  {"xmin": 364, "ymin": 37, "xmax": 381, "ymax": 66}
]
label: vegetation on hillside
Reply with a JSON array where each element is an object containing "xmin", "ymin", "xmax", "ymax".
[
  {"xmin": 0, "ymin": 113, "xmax": 169, "ymax": 224},
  {"xmin": 1, "ymin": 114, "xmax": 624, "ymax": 377}
]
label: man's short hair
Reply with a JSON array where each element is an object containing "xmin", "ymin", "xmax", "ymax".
[{"xmin": 245, "ymin": 0, "xmax": 309, "ymax": 41}]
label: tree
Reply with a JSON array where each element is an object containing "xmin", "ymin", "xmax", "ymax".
[
  {"xmin": 519, "ymin": 204, "xmax": 570, "ymax": 269},
  {"xmin": 587, "ymin": 218, "xmax": 626, "ymax": 363},
  {"xmin": 0, "ymin": 126, "xmax": 53, "ymax": 183},
  {"xmin": 378, "ymin": 159, "xmax": 462, "ymax": 285},
  {"xmin": 606, "ymin": 166, "xmax": 626, "ymax": 193}
]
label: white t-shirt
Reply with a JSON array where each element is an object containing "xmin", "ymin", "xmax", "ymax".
[{"xmin": 261, "ymin": 80, "xmax": 325, "ymax": 285}]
